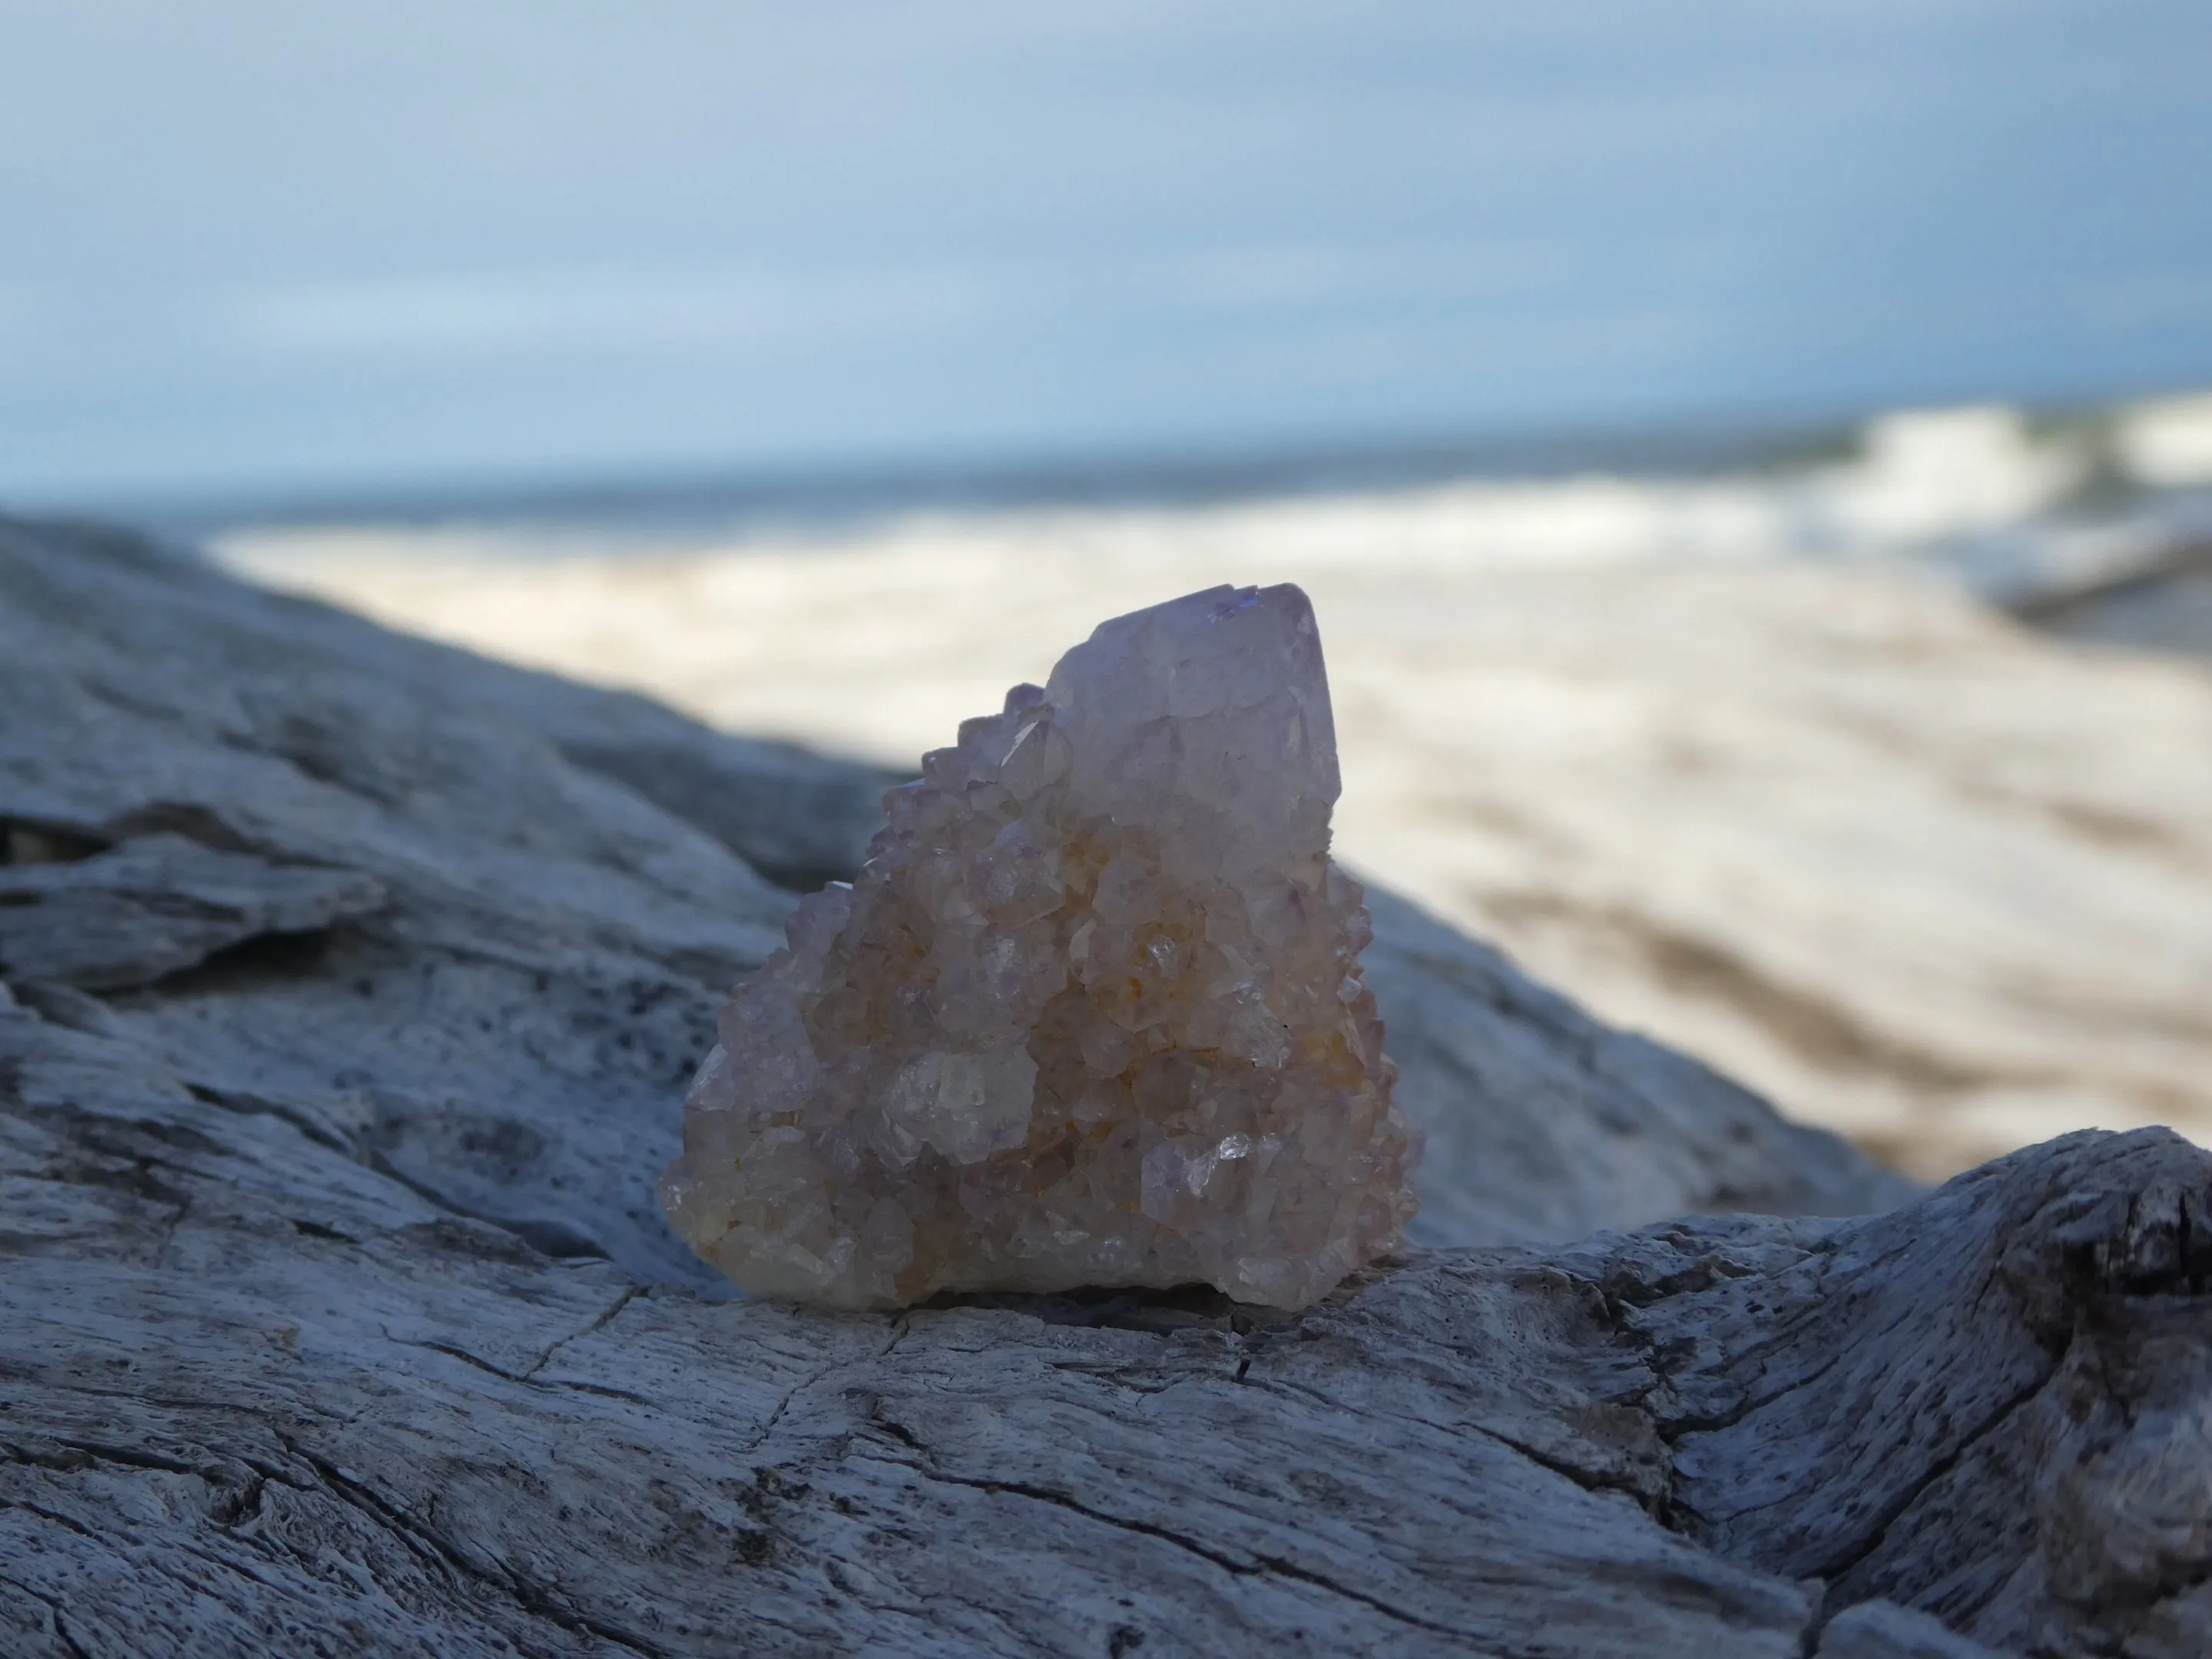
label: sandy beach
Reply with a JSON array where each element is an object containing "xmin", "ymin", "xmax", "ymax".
[{"xmin": 221, "ymin": 448, "xmax": 2212, "ymax": 1181}]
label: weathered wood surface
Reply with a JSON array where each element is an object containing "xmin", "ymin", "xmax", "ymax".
[{"xmin": 3, "ymin": 515, "xmax": 2203, "ymax": 1655}]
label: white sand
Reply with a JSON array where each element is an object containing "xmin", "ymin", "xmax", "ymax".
[{"xmin": 220, "ymin": 473, "xmax": 2212, "ymax": 1180}]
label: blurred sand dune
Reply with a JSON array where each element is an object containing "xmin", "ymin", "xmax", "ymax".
[{"xmin": 222, "ymin": 489, "xmax": 2212, "ymax": 1181}]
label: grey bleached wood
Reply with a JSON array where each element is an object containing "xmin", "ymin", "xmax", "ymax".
[
  {"xmin": 1815, "ymin": 1601, "xmax": 2008, "ymax": 1658},
  {"xmin": 0, "ymin": 832, "xmax": 388, "ymax": 991},
  {"xmin": 6, "ymin": 513, "xmax": 2200, "ymax": 1654},
  {"xmin": 7, "ymin": 987, "xmax": 2208, "ymax": 1654}
]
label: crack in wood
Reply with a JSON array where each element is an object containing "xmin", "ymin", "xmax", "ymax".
[
  {"xmin": 273, "ymin": 1434, "xmax": 672, "ymax": 1658},
  {"xmin": 906, "ymin": 1462, "xmax": 1476, "ymax": 1642},
  {"xmin": 0, "ymin": 1572, "xmax": 96, "ymax": 1659}
]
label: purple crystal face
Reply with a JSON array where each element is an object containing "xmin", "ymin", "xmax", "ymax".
[{"xmin": 661, "ymin": 583, "xmax": 1420, "ymax": 1310}]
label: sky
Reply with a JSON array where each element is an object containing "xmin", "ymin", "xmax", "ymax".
[{"xmin": 2, "ymin": 1, "xmax": 2209, "ymax": 506}]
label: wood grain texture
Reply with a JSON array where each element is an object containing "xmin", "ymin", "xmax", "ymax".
[{"xmin": 4, "ymin": 515, "xmax": 2200, "ymax": 1656}]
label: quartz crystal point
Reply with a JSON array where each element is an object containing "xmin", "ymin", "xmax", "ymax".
[{"xmin": 661, "ymin": 584, "xmax": 1421, "ymax": 1310}]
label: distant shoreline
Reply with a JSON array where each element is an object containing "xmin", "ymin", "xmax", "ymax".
[
  {"xmin": 124, "ymin": 417, "xmax": 1856, "ymax": 545},
  {"xmin": 104, "ymin": 396, "xmax": 2189, "ymax": 546},
  {"xmin": 61, "ymin": 387, "xmax": 2190, "ymax": 568}
]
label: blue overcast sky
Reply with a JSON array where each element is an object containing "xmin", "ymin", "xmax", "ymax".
[{"xmin": 2, "ymin": 1, "xmax": 2208, "ymax": 504}]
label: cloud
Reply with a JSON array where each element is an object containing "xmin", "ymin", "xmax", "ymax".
[
  {"xmin": 230, "ymin": 264, "xmax": 1000, "ymax": 357},
  {"xmin": 225, "ymin": 233, "xmax": 1725, "ymax": 365}
]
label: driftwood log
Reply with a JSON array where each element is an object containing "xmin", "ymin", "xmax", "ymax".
[{"xmin": 2, "ymin": 516, "xmax": 2204, "ymax": 1656}]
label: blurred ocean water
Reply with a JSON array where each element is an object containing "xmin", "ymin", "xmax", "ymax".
[
  {"xmin": 214, "ymin": 394, "xmax": 2212, "ymax": 1182},
  {"xmin": 217, "ymin": 394, "xmax": 2212, "ymax": 621}
]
